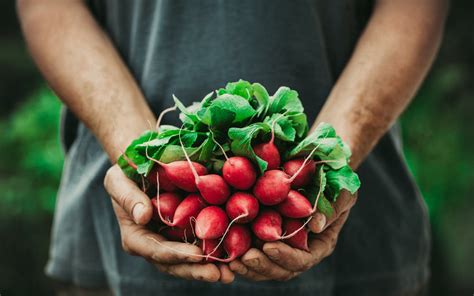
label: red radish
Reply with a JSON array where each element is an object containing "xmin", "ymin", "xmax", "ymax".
[
  {"xmin": 148, "ymin": 222, "xmax": 252, "ymax": 263},
  {"xmin": 283, "ymin": 159, "xmax": 316, "ymax": 188},
  {"xmin": 199, "ymin": 239, "xmax": 225, "ymax": 262},
  {"xmin": 196, "ymin": 174, "xmax": 230, "ymax": 205},
  {"xmin": 148, "ymin": 166, "xmax": 177, "ymax": 192},
  {"xmin": 251, "ymin": 209, "xmax": 283, "ymax": 241},
  {"xmin": 195, "ymin": 206, "xmax": 229, "ymax": 239},
  {"xmin": 222, "ymin": 156, "xmax": 257, "ymax": 190},
  {"xmin": 252, "ymin": 209, "xmax": 311, "ymax": 243},
  {"xmin": 151, "ymin": 192, "xmax": 181, "ymax": 222},
  {"xmin": 221, "ymin": 224, "xmax": 252, "ymax": 260},
  {"xmin": 252, "ymin": 114, "xmax": 285, "ymax": 170},
  {"xmin": 160, "ymin": 224, "xmax": 195, "ymax": 242},
  {"xmin": 254, "ymin": 139, "xmax": 328, "ymax": 205},
  {"xmin": 178, "ymin": 130, "xmax": 230, "ymax": 203},
  {"xmin": 253, "ymin": 170, "xmax": 291, "ymax": 205},
  {"xmin": 253, "ymin": 142, "xmax": 280, "ymax": 170},
  {"xmin": 160, "ymin": 193, "xmax": 206, "ymax": 228},
  {"xmin": 276, "ymin": 190, "xmax": 312, "ymax": 218},
  {"xmin": 160, "ymin": 161, "xmax": 208, "ymax": 192},
  {"xmin": 283, "ymin": 219, "xmax": 309, "ymax": 251},
  {"xmin": 225, "ymin": 192, "xmax": 259, "ymax": 223}
]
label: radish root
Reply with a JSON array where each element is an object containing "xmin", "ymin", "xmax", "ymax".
[{"xmin": 156, "ymin": 105, "xmax": 177, "ymax": 132}]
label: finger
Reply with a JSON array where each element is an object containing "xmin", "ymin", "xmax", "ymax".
[
  {"xmin": 307, "ymin": 211, "xmax": 350, "ymax": 264},
  {"xmin": 218, "ymin": 264, "xmax": 235, "ymax": 284},
  {"xmin": 240, "ymin": 248, "xmax": 295, "ymax": 281},
  {"xmin": 104, "ymin": 165, "xmax": 152, "ymax": 225},
  {"xmin": 262, "ymin": 241, "xmax": 314, "ymax": 272},
  {"xmin": 229, "ymin": 259, "xmax": 248, "ymax": 275},
  {"xmin": 308, "ymin": 212, "xmax": 326, "ymax": 233},
  {"xmin": 156, "ymin": 263, "xmax": 221, "ymax": 282},
  {"xmin": 310, "ymin": 191, "xmax": 357, "ymax": 233},
  {"xmin": 235, "ymin": 269, "xmax": 271, "ymax": 281},
  {"xmin": 113, "ymin": 200, "xmax": 203, "ymax": 264}
]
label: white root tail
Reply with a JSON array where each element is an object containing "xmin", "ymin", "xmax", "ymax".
[{"xmin": 178, "ymin": 125, "xmax": 200, "ymax": 182}]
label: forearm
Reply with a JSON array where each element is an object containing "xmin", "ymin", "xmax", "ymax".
[
  {"xmin": 17, "ymin": 0, "xmax": 155, "ymax": 162},
  {"xmin": 313, "ymin": 0, "xmax": 448, "ymax": 168}
]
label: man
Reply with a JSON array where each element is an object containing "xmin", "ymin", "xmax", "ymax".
[{"xmin": 18, "ymin": 0, "xmax": 447, "ymax": 295}]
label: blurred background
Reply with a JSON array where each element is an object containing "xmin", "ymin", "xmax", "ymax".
[{"xmin": 0, "ymin": 2, "xmax": 472, "ymax": 295}]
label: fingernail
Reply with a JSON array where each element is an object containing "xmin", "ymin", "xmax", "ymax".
[
  {"xmin": 316, "ymin": 213, "xmax": 326, "ymax": 232},
  {"xmin": 132, "ymin": 203, "xmax": 145, "ymax": 224},
  {"xmin": 265, "ymin": 248, "xmax": 279, "ymax": 260}
]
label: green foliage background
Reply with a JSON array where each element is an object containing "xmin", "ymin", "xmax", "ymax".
[{"xmin": 0, "ymin": 2, "xmax": 472, "ymax": 295}]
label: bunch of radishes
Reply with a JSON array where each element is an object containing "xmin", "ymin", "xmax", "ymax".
[{"xmin": 119, "ymin": 80, "xmax": 360, "ymax": 262}]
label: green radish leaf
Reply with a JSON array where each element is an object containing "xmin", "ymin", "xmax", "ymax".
[
  {"xmin": 325, "ymin": 165, "xmax": 361, "ymax": 201},
  {"xmin": 158, "ymin": 145, "xmax": 197, "ymax": 163},
  {"xmin": 305, "ymin": 166, "xmax": 334, "ymax": 218},
  {"xmin": 287, "ymin": 112, "xmax": 308, "ymax": 138},
  {"xmin": 228, "ymin": 122, "xmax": 271, "ymax": 173},
  {"xmin": 317, "ymin": 195, "xmax": 335, "ymax": 219},
  {"xmin": 117, "ymin": 155, "xmax": 141, "ymax": 182},
  {"xmin": 268, "ymin": 87, "xmax": 304, "ymax": 114},
  {"xmin": 218, "ymin": 79, "xmax": 253, "ymax": 100},
  {"xmin": 251, "ymin": 82, "xmax": 270, "ymax": 117},
  {"xmin": 201, "ymin": 91, "xmax": 215, "ymax": 107},
  {"xmin": 195, "ymin": 135, "xmax": 216, "ymax": 162},
  {"xmin": 173, "ymin": 95, "xmax": 200, "ymax": 124},
  {"xmin": 264, "ymin": 114, "xmax": 296, "ymax": 142},
  {"xmin": 288, "ymin": 122, "xmax": 349, "ymax": 169},
  {"xmin": 199, "ymin": 94, "xmax": 256, "ymax": 126},
  {"xmin": 198, "ymin": 105, "xmax": 236, "ymax": 128}
]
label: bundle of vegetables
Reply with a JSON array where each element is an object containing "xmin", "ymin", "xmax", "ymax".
[{"xmin": 118, "ymin": 80, "xmax": 360, "ymax": 262}]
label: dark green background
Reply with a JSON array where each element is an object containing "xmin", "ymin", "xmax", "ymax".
[{"xmin": 0, "ymin": 2, "xmax": 472, "ymax": 295}]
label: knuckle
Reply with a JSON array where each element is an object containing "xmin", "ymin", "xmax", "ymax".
[{"xmin": 117, "ymin": 187, "xmax": 135, "ymax": 212}]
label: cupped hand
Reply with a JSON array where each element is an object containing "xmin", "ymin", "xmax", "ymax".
[
  {"xmin": 104, "ymin": 165, "xmax": 234, "ymax": 284},
  {"xmin": 230, "ymin": 191, "xmax": 357, "ymax": 281}
]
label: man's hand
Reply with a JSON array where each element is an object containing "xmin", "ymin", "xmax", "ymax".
[
  {"xmin": 104, "ymin": 165, "xmax": 235, "ymax": 283},
  {"xmin": 229, "ymin": 191, "xmax": 356, "ymax": 281}
]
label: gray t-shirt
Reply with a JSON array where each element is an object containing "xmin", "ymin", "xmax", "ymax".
[{"xmin": 46, "ymin": 1, "xmax": 431, "ymax": 295}]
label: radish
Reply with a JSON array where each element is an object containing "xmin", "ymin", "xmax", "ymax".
[
  {"xmin": 210, "ymin": 132, "xmax": 257, "ymax": 191},
  {"xmin": 160, "ymin": 224, "xmax": 195, "ymax": 243},
  {"xmin": 253, "ymin": 170, "xmax": 291, "ymax": 205},
  {"xmin": 196, "ymin": 174, "xmax": 230, "ymax": 205},
  {"xmin": 276, "ymin": 190, "xmax": 312, "ymax": 218},
  {"xmin": 253, "ymin": 142, "xmax": 280, "ymax": 170},
  {"xmin": 221, "ymin": 224, "xmax": 252, "ymax": 260},
  {"xmin": 251, "ymin": 209, "xmax": 282, "ymax": 241},
  {"xmin": 222, "ymin": 156, "xmax": 257, "ymax": 190},
  {"xmin": 147, "ymin": 224, "xmax": 252, "ymax": 263},
  {"xmin": 195, "ymin": 206, "xmax": 229, "ymax": 240},
  {"xmin": 147, "ymin": 166, "xmax": 177, "ymax": 192},
  {"xmin": 253, "ymin": 144, "xmax": 325, "ymax": 205},
  {"xmin": 159, "ymin": 161, "xmax": 208, "ymax": 192},
  {"xmin": 151, "ymin": 192, "xmax": 182, "ymax": 222},
  {"xmin": 178, "ymin": 129, "xmax": 230, "ymax": 204},
  {"xmin": 158, "ymin": 193, "xmax": 206, "ymax": 228},
  {"xmin": 225, "ymin": 192, "xmax": 259, "ymax": 223},
  {"xmin": 283, "ymin": 158, "xmax": 316, "ymax": 188},
  {"xmin": 199, "ymin": 239, "xmax": 225, "ymax": 262},
  {"xmin": 252, "ymin": 209, "xmax": 312, "ymax": 243},
  {"xmin": 282, "ymin": 219, "xmax": 309, "ymax": 251},
  {"xmin": 252, "ymin": 114, "xmax": 286, "ymax": 170}
]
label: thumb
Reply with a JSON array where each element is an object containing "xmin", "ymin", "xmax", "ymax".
[{"xmin": 104, "ymin": 164, "xmax": 153, "ymax": 225}]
